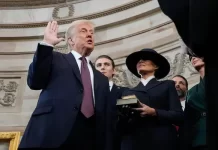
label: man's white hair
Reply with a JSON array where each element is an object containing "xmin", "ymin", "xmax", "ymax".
[{"xmin": 65, "ymin": 19, "xmax": 95, "ymax": 41}]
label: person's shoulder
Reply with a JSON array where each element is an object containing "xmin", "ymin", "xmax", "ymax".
[
  {"xmin": 188, "ymin": 84, "xmax": 198, "ymax": 94},
  {"xmin": 95, "ymin": 70, "xmax": 108, "ymax": 82}
]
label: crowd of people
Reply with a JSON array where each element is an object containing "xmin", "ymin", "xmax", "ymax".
[{"xmin": 17, "ymin": 19, "xmax": 207, "ymax": 150}]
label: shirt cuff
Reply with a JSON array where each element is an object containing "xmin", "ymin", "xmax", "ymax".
[{"xmin": 40, "ymin": 41, "xmax": 54, "ymax": 47}]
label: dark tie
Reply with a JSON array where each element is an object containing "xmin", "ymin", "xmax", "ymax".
[{"xmin": 80, "ymin": 57, "xmax": 94, "ymax": 118}]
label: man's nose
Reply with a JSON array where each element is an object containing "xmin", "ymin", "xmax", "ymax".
[
  {"xmin": 175, "ymin": 84, "xmax": 179, "ymax": 88},
  {"xmin": 87, "ymin": 32, "xmax": 92, "ymax": 37},
  {"xmin": 100, "ymin": 65, "xmax": 105, "ymax": 70}
]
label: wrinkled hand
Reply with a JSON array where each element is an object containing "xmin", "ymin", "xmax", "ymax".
[
  {"xmin": 43, "ymin": 21, "xmax": 65, "ymax": 46},
  {"xmin": 132, "ymin": 100, "xmax": 156, "ymax": 117}
]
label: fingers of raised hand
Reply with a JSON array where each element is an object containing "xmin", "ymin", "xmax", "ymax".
[
  {"xmin": 46, "ymin": 22, "xmax": 51, "ymax": 31},
  {"xmin": 50, "ymin": 21, "xmax": 57, "ymax": 31}
]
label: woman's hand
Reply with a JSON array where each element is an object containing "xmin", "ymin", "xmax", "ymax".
[{"xmin": 132, "ymin": 100, "xmax": 157, "ymax": 117}]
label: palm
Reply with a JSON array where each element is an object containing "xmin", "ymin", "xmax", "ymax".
[{"xmin": 43, "ymin": 21, "xmax": 64, "ymax": 46}]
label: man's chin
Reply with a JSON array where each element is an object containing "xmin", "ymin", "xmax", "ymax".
[{"xmin": 84, "ymin": 46, "xmax": 94, "ymax": 55}]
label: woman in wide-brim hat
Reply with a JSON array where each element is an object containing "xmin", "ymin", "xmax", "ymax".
[{"xmin": 120, "ymin": 48, "xmax": 184, "ymax": 150}]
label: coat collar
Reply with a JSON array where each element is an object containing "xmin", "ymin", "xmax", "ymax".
[
  {"xmin": 131, "ymin": 78, "xmax": 162, "ymax": 93},
  {"xmin": 64, "ymin": 53, "xmax": 82, "ymax": 85}
]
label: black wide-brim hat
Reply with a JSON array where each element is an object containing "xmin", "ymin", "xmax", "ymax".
[{"xmin": 126, "ymin": 48, "xmax": 170, "ymax": 79}]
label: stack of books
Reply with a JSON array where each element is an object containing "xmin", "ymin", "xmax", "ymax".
[{"xmin": 116, "ymin": 95, "xmax": 138, "ymax": 106}]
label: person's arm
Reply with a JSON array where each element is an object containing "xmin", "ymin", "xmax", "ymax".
[
  {"xmin": 27, "ymin": 21, "xmax": 64, "ymax": 90},
  {"xmin": 155, "ymin": 81, "xmax": 184, "ymax": 125},
  {"xmin": 27, "ymin": 44, "xmax": 53, "ymax": 90}
]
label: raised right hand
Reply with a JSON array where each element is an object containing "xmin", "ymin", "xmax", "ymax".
[{"xmin": 43, "ymin": 21, "xmax": 64, "ymax": 46}]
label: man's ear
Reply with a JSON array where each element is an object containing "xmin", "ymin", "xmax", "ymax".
[
  {"xmin": 112, "ymin": 68, "xmax": 116, "ymax": 77},
  {"xmin": 68, "ymin": 38, "xmax": 74, "ymax": 46},
  {"xmin": 113, "ymin": 68, "xmax": 116, "ymax": 74}
]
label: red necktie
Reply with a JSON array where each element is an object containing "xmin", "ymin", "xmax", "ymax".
[{"xmin": 80, "ymin": 57, "xmax": 94, "ymax": 118}]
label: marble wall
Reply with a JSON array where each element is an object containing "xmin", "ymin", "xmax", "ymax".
[
  {"xmin": 0, "ymin": 0, "xmax": 134, "ymax": 23},
  {"xmin": 0, "ymin": 0, "xmax": 199, "ymax": 134}
]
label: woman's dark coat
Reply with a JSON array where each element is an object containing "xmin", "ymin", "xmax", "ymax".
[{"xmin": 120, "ymin": 78, "xmax": 184, "ymax": 150}]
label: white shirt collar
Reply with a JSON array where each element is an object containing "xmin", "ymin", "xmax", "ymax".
[
  {"xmin": 71, "ymin": 50, "xmax": 90, "ymax": 62},
  {"xmin": 181, "ymin": 100, "xmax": 186, "ymax": 111},
  {"xmin": 109, "ymin": 80, "xmax": 113, "ymax": 91},
  {"xmin": 141, "ymin": 76, "xmax": 155, "ymax": 86}
]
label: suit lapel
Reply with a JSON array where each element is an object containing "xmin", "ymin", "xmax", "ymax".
[
  {"xmin": 131, "ymin": 82, "xmax": 146, "ymax": 93},
  {"xmin": 64, "ymin": 53, "xmax": 82, "ymax": 85},
  {"xmin": 110, "ymin": 84, "xmax": 116, "ymax": 93},
  {"xmin": 144, "ymin": 78, "xmax": 162, "ymax": 91},
  {"xmin": 110, "ymin": 84, "xmax": 120, "ymax": 97}
]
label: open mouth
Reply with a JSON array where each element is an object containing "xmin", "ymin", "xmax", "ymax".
[{"xmin": 87, "ymin": 39, "xmax": 93, "ymax": 44}]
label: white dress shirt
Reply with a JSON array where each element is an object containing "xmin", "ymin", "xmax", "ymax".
[
  {"xmin": 140, "ymin": 76, "xmax": 155, "ymax": 86},
  {"xmin": 39, "ymin": 42, "xmax": 95, "ymax": 103},
  {"xmin": 109, "ymin": 80, "xmax": 113, "ymax": 91},
  {"xmin": 181, "ymin": 100, "xmax": 186, "ymax": 111}
]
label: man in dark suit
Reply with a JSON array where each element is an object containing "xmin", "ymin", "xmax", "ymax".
[
  {"xmin": 156, "ymin": 1, "xmax": 217, "ymax": 149},
  {"xmin": 95, "ymin": 55, "xmax": 128, "ymax": 150},
  {"xmin": 19, "ymin": 20, "xmax": 111, "ymax": 150}
]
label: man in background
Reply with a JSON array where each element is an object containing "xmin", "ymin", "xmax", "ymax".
[
  {"xmin": 172, "ymin": 75, "xmax": 188, "ymax": 110},
  {"xmin": 95, "ymin": 55, "xmax": 128, "ymax": 150}
]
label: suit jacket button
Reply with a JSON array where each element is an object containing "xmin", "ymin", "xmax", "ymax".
[
  {"xmin": 80, "ymin": 89, "xmax": 83, "ymax": 93},
  {"xmin": 74, "ymin": 107, "xmax": 78, "ymax": 110}
]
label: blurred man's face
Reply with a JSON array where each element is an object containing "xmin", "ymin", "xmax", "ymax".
[
  {"xmin": 172, "ymin": 76, "xmax": 188, "ymax": 99},
  {"xmin": 95, "ymin": 58, "xmax": 115, "ymax": 80}
]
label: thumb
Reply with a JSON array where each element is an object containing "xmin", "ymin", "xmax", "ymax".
[{"xmin": 137, "ymin": 100, "xmax": 144, "ymax": 107}]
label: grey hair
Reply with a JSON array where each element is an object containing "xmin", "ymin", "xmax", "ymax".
[{"xmin": 65, "ymin": 20, "xmax": 95, "ymax": 50}]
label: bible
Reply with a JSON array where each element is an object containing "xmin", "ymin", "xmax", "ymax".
[
  {"xmin": 116, "ymin": 95, "xmax": 138, "ymax": 106},
  {"xmin": 116, "ymin": 95, "xmax": 139, "ymax": 118}
]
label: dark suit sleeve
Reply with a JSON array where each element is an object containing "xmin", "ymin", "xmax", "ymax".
[
  {"xmin": 155, "ymin": 81, "xmax": 184, "ymax": 125},
  {"xmin": 27, "ymin": 44, "xmax": 53, "ymax": 90}
]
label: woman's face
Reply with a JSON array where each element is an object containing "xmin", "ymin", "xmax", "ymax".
[
  {"xmin": 190, "ymin": 56, "xmax": 205, "ymax": 70},
  {"xmin": 136, "ymin": 60, "xmax": 158, "ymax": 75}
]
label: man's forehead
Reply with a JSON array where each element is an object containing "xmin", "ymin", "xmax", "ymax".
[
  {"xmin": 78, "ymin": 23, "xmax": 94, "ymax": 29},
  {"xmin": 96, "ymin": 58, "xmax": 112, "ymax": 64},
  {"xmin": 172, "ymin": 76, "xmax": 186, "ymax": 82}
]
